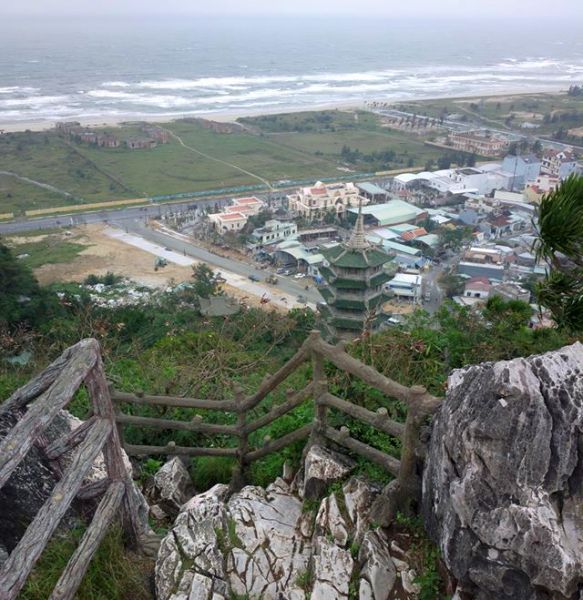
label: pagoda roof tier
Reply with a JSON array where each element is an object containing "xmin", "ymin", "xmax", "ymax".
[{"xmin": 322, "ymin": 244, "xmax": 390, "ymax": 269}]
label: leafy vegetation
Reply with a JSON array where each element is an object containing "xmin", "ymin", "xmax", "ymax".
[
  {"xmin": 535, "ymin": 174, "xmax": 583, "ymax": 332},
  {"xmin": 20, "ymin": 526, "xmax": 153, "ymax": 600}
]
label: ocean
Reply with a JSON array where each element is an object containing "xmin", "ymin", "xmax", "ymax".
[{"xmin": 1, "ymin": 16, "xmax": 582, "ymax": 124}]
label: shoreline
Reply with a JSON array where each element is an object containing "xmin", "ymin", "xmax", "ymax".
[{"xmin": 0, "ymin": 86, "xmax": 569, "ymax": 134}]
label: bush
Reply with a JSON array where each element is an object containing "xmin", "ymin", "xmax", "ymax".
[
  {"xmin": 20, "ymin": 526, "xmax": 153, "ymax": 600},
  {"xmin": 191, "ymin": 456, "xmax": 235, "ymax": 490}
]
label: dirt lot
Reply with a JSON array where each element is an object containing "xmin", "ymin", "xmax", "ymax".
[
  {"xmin": 28, "ymin": 225, "xmax": 193, "ymax": 287},
  {"xmin": 10, "ymin": 224, "xmax": 288, "ymax": 312}
]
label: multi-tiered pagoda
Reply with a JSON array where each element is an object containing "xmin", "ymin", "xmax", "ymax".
[{"xmin": 318, "ymin": 203, "xmax": 392, "ymax": 340}]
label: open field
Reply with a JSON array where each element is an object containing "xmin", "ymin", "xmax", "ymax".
[
  {"xmin": 0, "ymin": 110, "xmax": 451, "ymax": 215},
  {"xmin": 3, "ymin": 225, "xmax": 193, "ymax": 286},
  {"xmin": 2, "ymin": 92, "xmax": 580, "ymax": 217}
]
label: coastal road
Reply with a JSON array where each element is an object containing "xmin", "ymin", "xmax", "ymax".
[
  {"xmin": 0, "ymin": 197, "xmax": 232, "ymax": 236},
  {"xmin": 119, "ymin": 219, "xmax": 324, "ymax": 306}
]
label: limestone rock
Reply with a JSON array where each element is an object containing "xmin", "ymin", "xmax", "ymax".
[
  {"xmin": 155, "ymin": 484, "xmax": 230, "ymax": 600},
  {"xmin": 343, "ymin": 477, "xmax": 380, "ymax": 543},
  {"xmin": 315, "ymin": 492, "xmax": 349, "ymax": 547},
  {"xmin": 311, "ymin": 537, "xmax": 353, "ymax": 600},
  {"xmin": 359, "ymin": 530, "xmax": 396, "ymax": 600},
  {"xmin": 303, "ymin": 445, "xmax": 356, "ymax": 501},
  {"xmin": 146, "ymin": 457, "xmax": 194, "ymax": 517},
  {"xmin": 156, "ymin": 457, "xmax": 397, "ymax": 600},
  {"xmin": 423, "ymin": 342, "xmax": 583, "ymax": 599}
]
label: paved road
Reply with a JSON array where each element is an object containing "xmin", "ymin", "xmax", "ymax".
[
  {"xmin": 422, "ymin": 254, "xmax": 458, "ymax": 313},
  {"xmin": 121, "ymin": 220, "xmax": 323, "ymax": 306},
  {"xmin": 0, "ymin": 197, "xmax": 232, "ymax": 236}
]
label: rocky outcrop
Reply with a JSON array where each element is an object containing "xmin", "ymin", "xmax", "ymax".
[
  {"xmin": 301, "ymin": 444, "xmax": 356, "ymax": 500},
  {"xmin": 0, "ymin": 408, "xmax": 149, "ymax": 554},
  {"xmin": 145, "ymin": 457, "xmax": 195, "ymax": 519},
  {"xmin": 423, "ymin": 342, "xmax": 583, "ymax": 600},
  {"xmin": 155, "ymin": 445, "xmax": 421, "ymax": 600}
]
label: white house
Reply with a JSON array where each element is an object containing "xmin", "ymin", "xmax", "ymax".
[
  {"xmin": 287, "ymin": 181, "xmax": 369, "ymax": 219},
  {"xmin": 249, "ymin": 220, "xmax": 298, "ymax": 247},
  {"xmin": 386, "ymin": 273, "xmax": 422, "ymax": 302},
  {"xmin": 208, "ymin": 211, "xmax": 248, "ymax": 234}
]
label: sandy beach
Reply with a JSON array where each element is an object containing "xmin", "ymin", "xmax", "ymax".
[
  {"xmin": 0, "ymin": 87, "xmax": 567, "ymax": 134},
  {"xmin": 0, "ymin": 100, "xmax": 364, "ymax": 133}
]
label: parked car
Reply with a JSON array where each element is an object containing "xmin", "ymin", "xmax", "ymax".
[
  {"xmin": 294, "ymin": 273, "xmax": 306, "ymax": 279},
  {"xmin": 248, "ymin": 274, "xmax": 261, "ymax": 282},
  {"xmin": 276, "ymin": 268, "xmax": 286, "ymax": 275}
]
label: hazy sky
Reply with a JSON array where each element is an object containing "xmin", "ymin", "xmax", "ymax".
[{"xmin": 3, "ymin": 0, "xmax": 582, "ymax": 18}]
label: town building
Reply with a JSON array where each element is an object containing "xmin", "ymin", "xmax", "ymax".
[
  {"xmin": 446, "ymin": 130, "xmax": 509, "ymax": 157},
  {"xmin": 386, "ymin": 273, "xmax": 422, "ymax": 302},
  {"xmin": 126, "ymin": 137, "xmax": 157, "ymax": 150},
  {"xmin": 463, "ymin": 277, "xmax": 491, "ymax": 300},
  {"xmin": 249, "ymin": 220, "xmax": 297, "ymax": 247},
  {"xmin": 541, "ymin": 149, "xmax": 582, "ymax": 180},
  {"xmin": 356, "ymin": 182, "xmax": 389, "ymax": 203},
  {"xmin": 318, "ymin": 205, "xmax": 392, "ymax": 340},
  {"xmin": 287, "ymin": 181, "xmax": 368, "ymax": 219},
  {"xmin": 457, "ymin": 261, "xmax": 505, "ymax": 280},
  {"xmin": 490, "ymin": 282, "xmax": 531, "ymax": 303},
  {"xmin": 55, "ymin": 121, "xmax": 81, "ymax": 135},
  {"xmin": 346, "ymin": 199, "xmax": 426, "ymax": 228},
  {"xmin": 208, "ymin": 211, "xmax": 248, "ymax": 234},
  {"xmin": 501, "ymin": 155, "xmax": 541, "ymax": 190},
  {"xmin": 141, "ymin": 125, "xmax": 170, "ymax": 144},
  {"xmin": 273, "ymin": 240, "xmax": 324, "ymax": 276},
  {"xmin": 96, "ymin": 134, "xmax": 120, "ymax": 148},
  {"xmin": 225, "ymin": 197, "xmax": 265, "ymax": 216}
]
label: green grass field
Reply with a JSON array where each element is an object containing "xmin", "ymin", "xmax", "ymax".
[
  {"xmin": 3, "ymin": 233, "xmax": 87, "ymax": 269},
  {"xmin": 1, "ymin": 104, "xmax": 520, "ymax": 216}
]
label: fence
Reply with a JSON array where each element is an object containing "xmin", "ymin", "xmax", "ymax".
[
  {"xmin": 0, "ymin": 330, "xmax": 441, "ymax": 599},
  {"xmin": 112, "ymin": 330, "xmax": 442, "ymax": 510},
  {"xmin": 0, "ymin": 340, "xmax": 146, "ymax": 600}
]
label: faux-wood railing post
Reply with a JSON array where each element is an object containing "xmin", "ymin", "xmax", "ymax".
[
  {"xmin": 394, "ymin": 385, "xmax": 427, "ymax": 515},
  {"xmin": 308, "ymin": 331, "xmax": 328, "ymax": 449},
  {"xmin": 231, "ymin": 384, "xmax": 248, "ymax": 491},
  {"xmin": 85, "ymin": 357, "xmax": 145, "ymax": 549}
]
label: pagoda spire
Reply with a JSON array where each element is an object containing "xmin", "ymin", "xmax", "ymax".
[{"xmin": 346, "ymin": 198, "xmax": 370, "ymax": 250}]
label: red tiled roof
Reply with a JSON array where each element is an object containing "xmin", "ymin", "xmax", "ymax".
[
  {"xmin": 467, "ymin": 276, "xmax": 490, "ymax": 285},
  {"xmin": 310, "ymin": 187, "xmax": 327, "ymax": 195},
  {"xmin": 401, "ymin": 227, "xmax": 428, "ymax": 242},
  {"xmin": 234, "ymin": 197, "xmax": 262, "ymax": 205},
  {"xmin": 217, "ymin": 212, "xmax": 246, "ymax": 221}
]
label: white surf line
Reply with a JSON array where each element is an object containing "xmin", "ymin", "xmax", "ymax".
[
  {"xmin": 104, "ymin": 226, "xmax": 309, "ymax": 310},
  {"xmin": 161, "ymin": 127, "xmax": 274, "ymax": 190}
]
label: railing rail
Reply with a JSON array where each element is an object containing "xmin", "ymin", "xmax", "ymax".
[{"xmin": 113, "ymin": 330, "xmax": 442, "ymax": 517}]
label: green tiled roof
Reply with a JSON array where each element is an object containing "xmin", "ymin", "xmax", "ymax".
[
  {"xmin": 369, "ymin": 272, "xmax": 392, "ymax": 287},
  {"xmin": 332, "ymin": 317, "xmax": 365, "ymax": 330},
  {"xmin": 334, "ymin": 298, "xmax": 368, "ymax": 310},
  {"xmin": 333, "ymin": 278, "xmax": 367, "ymax": 290},
  {"xmin": 322, "ymin": 245, "xmax": 390, "ymax": 269},
  {"xmin": 319, "ymin": 286, "xmax": 334, "ymax": 303},
  {"xmin": 333, "ymin": 292, "xmax": 385, "ymax": 311},
  {"xmin": 319, "ymin": 265, "xmax": 335, "ymax": 282}
]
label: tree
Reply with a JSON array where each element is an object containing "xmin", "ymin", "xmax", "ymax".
[
  {"xmin": 534, "ymin": 174, "xmax": 583, "ymax": 332},
  {"xmin": 437, "ymin": 155, "xmax": 452, "ymax": 170},
  {"xmin": 191, "ymin": 263, "xmax": 223, "ymax": 299},
  {"xmin": 0, "ymin": 243, "xmax": 59, "ymax": 329},
  {"xmin": 439, "ymin": 273, "xmax": 465, "ymax": 298}
]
